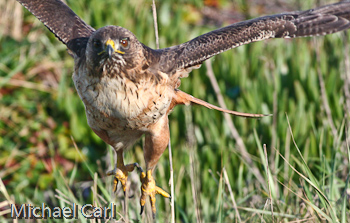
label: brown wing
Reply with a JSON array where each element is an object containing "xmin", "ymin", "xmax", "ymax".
[
  {"xmin": 17, "ymin": 0, "xmax": 95, "ymax": 55},
  {"xmin": 158, "ymin": 1, "xmax": 350, "ymax": 73}
]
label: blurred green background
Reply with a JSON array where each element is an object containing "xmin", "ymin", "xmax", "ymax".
[{"xmin": 1, "ymin": 0, "xmax": 350, "ymax": 222}]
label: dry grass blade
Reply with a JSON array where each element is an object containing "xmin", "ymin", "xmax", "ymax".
[
  {"xmin": 151, "ymin": 1, "xmax": 174, "ymax": 221},
  {"xmin": 0, "ymin": 0, "xmax": 23, "ymax": 40},
  {"xmin": 0, "ymin": 77, "xmax": 54, "ymax": 92},
  {"xmin": 152, "ymin": 0, "xmax": 159, "ymax": 50},
  {"xmin": 93, "ymin": 172, "xmax": 103, "ymax": 223},
  {"xmin": 54, "ymin": 193, "xmax": 72, "ymax": 206},
  {"xmin": 189, "ymin": 153, "xmax": 202, "ymax": 223},
  {"xmin": 263, "ymin": 144, "xmax": 274, "ymax": 222},
  {"xmin": 168, "ymin": 138, "xmax": 175, "ymax": 223},
  {"xmin": 0, "ymin": 201, "xmax": 11, "ymax": 217},
  {"xmin": 314, "ymin": 39, "xmax": 337, "ymax": 137},
  {"xmin": 343, "ymin": 33, "xmax": 350, "ymax": 124},
  {"xmin": 287, "ymin": 217, "xmax": 318, "ymax": 223},
  {"xmin": 223, "ymin": 168, "xmax": 241, "ymax": 223},
  {"xmin": 55, "ymin": 188, "xmax": 70, "ymax": 200},
  {"xmin": 346, "ymin": 128, "xmax": 350, "ymax": 165},
  {"xmin": 283, "ymin": 128, "xmax": 291, "ymax": 198},
  {"xmin": 0, "ymin": 178, "xmax": 15, "ymax": 216},
  {"xmin": 0, "ymin": 178, "xmax": 12, "ymax": 202},
  {"xmin": 204, "ymin": 59, "xmax": 265, "ymax": 186},
  {"xmin": 235, "ymin": 206, "xmax": 297, "ymax": 218}
]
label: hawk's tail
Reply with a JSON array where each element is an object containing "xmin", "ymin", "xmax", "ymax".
[{"xmin": 173, "ymin": 90, "xmax": 271, "ymax": 118}]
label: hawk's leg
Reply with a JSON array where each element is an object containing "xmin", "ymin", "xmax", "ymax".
[
  {"xmin": 139, "ymin": 115, "xmax": 171, "ymax": 218},
  {"xmin": 106, "ymin": 150, "xmax": 138, "ymax": 194}
]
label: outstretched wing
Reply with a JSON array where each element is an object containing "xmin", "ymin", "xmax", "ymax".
[
  {"xmin": 159, "ymin": 1, "xmax": 350, "ymax": 73},
  {"xmin": 17, "ymin": 0, "xmax": 95, "ymax": 55}
]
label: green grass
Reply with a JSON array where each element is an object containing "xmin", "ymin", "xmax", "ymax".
[{"xmin": 1, "ymin": 0, "xmax": 350, "ymax": 222}]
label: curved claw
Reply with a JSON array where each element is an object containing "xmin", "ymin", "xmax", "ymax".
[
  {"xmin": 113, "ymin": 177, "xmax": 119, "ymax": 193},
  {"xmin": 135, "ymin": 163, "xmax": 144, "ymax": 173},
  {"xmin": 140, "ymin": 205, "xmax": 144, "ymax": 215}
]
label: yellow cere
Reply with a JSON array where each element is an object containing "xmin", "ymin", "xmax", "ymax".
[{"xmin": 105, "ymin": 39, "xmax": 115, "ymax": 49}]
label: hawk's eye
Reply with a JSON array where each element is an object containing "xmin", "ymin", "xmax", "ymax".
[
  {"xmin": 120, "ymin": 38, "xmax": 129, "ymax": 49},
  {"xmin": 93, "ymin": 39, "xmax": 102, "ymax": 48}
]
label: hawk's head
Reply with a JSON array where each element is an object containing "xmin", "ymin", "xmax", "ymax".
[{"xmin": 86, "ymin": 26, "xmax": 143, "ymax": 77}]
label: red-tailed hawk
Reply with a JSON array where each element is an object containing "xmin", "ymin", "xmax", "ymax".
[{"xmin": 16, "ymin": 0, "xmax": 350, "ymax": 217}]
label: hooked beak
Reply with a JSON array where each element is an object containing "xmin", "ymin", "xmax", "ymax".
[
  {"xmin": 98, "ymin": 39, "xmax": 125, "ymax": 59},
  {"xmin": 105, "ymin": 39, "xmax": 115, "ymax": 59}
]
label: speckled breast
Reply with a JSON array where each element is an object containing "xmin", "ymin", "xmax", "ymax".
[{"xmin": 73, "ymin": 69, "xmax": 174, "ymax": 133}]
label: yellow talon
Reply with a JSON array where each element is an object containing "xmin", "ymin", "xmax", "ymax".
[{"xmin": 138, "ymin": 169, "xmax": 171, "ymax": 218}]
